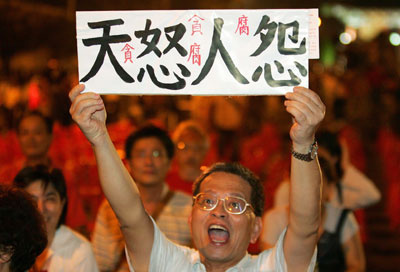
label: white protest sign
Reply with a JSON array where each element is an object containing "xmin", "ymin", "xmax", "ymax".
[{"xmin": 76, "ymin": 9, "xmax": 319, "ymax": 95}]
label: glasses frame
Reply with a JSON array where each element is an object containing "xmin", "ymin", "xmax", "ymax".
[{"xmin": 193, "ymin": 192, "xmax": 253, "ymax": 215}]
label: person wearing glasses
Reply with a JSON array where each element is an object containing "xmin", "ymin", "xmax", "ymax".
[{"xmin": 69, "ymin": 84, "xmax": 325, "ymax": 272}]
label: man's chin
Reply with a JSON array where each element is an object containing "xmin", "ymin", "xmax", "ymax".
[
  {"xmin": 136, "ymin": 180, "xmax": 162, "ymax": 187},
  {"xmin": 200, "ymin": 248, "xmax": 240, "ymax": 267}
]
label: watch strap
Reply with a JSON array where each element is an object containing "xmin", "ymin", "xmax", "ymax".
[{"xmin": 291, "ymin": 140, "xmax": 318, "ymax": 162}]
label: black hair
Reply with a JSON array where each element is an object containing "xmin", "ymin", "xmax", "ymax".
[
  {"xmin": 192, "ymin": 162, "xmax": 264, "ymax": 217},
  {"xmin": 17, "ymin": 110, "xmax": 53, "ymax": 134},
  {"xmin": 13, "ymin": 165, "xmax": 68, "ymax": 228},
  {"xmin": 0, "ymin": 185, "xmax": 47, "ymax": 272},
  {"xmin": 125, "ymin": 124, "xmax": 174, "ymax": 160},
  {"xmin": 316, "ymin": 130, "xmax": 343, "ymax": 179}
]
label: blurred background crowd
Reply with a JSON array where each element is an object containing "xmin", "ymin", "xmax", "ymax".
[{"xmin": 0, "ymin": 0, "xmax": 399, "ymax": 271}]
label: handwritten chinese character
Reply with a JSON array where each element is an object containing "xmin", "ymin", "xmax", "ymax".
[
  {"xmin": 80, "ymin": 19, "xmax": 134, "ymax": 83},
  {"xmin": 121, "ymin": 43, "xmax": 135, "ymax": 63},
  {"xmin": 188, "ymin": 43, "xmax": 201, "ymax": 65},
  {"xmin": 192, "ymin": 18, "xmax": 248, "ymax": 85},
  {"xmin": 235, "ymin": 15, "xmax": 249, "ymax": 35},
  {"xmin": 188, "ymin": 15, "xmax": 204, "ymax": 36}
]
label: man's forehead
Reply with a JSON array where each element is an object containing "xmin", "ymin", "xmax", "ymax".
[
  {"xmin": 132, "ymin": 137, "xmax": 165, "ymax": 150},
  {"xmin": 20, "ymin": 116, "xmax": 47, "ymax": 129},
  {"xmin": 199, "ymin": 172, "xmax": 251, "ymax": 197},
  {"xmin": 178, "ymin": 130, "xmax": 204, "ymax": 142}
]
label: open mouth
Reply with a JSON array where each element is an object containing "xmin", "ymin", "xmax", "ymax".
[{"xmin": 208, "ymin": 224, "xmax": 230, "ymax": 244}]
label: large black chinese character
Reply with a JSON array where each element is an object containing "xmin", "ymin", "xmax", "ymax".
[
  {"xmin": 252, "ymin": 60, "xmax": 307, "ymax": 87},
  {"xmin": 251, "ymin": 15, "xmax": 277, "ymax": 57},
  {"xmin": 251, "ymin": 16, "xmax": 306, "ymax": 56},
  {"xmin": 277, "ymin": 21, "xmax": 306, "ymax": 55},
  {"xmin": 192, "ymin": 18, "xmax": 249, "ymax": 85},
  {"xmin": 137, "ymin": 64, "xmax": 191, "ymax": 90},
  {"xmin": 163, "ymin": 23, "xmax": 188, "ymax": 56},
  {"xmin": 80, "ymin": 19, "xmax": 134, "ymax": 83},
  {"xmin": 135, "ymin": 19, "xmax": 162, "ymax": 58}
]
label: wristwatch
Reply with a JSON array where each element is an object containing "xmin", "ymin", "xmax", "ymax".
[{"xmin": 291, "ymin": 140, "xmax": 318, "ymax": 162}]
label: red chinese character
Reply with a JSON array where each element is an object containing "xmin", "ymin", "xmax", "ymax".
[
  {"xmin": 121, "ymin": 43, "xmax": 135, "ymax": 63},
  {"xmin": 187, "ymin": 43, "xmax": 201, "ymax": 65},
  {"xmin": 188, "ymin": 15, "xmax": 205, "ymax": 36},
  {"xmin": 235, "ymin": 15, "xmax": 249, "ymax": 35}
]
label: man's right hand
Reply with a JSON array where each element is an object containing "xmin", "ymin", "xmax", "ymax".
[{"xmin": 69, "ymin": 84, "xmax": 107, "ymax": 146}]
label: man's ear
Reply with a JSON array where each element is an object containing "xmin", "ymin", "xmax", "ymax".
[
  {"xmin": 188, "ymin": 213, "xmax": 192, "ymax": 227},
  {"xmin": 250, "ymin": 216, "xmax": 263, "ymax": 244}
]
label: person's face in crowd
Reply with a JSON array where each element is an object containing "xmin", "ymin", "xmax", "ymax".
[
  {"xmin": 0, "ymin": 248, "xmax": 12, "ymax": 271},
  {"xmin": 128, "ymin": 137, "xmax": 171, "ymax": 187},
  {"xmin": 18, "ymin": 116, "xmax": 52, "ymax": 160},
  {"xmin": 189, "ymin": 172, "xmax": 262, "ymax": 268},
  {"xmin": 24, "ymin": 180, "xmax": 65, "ymax": 243},
  {"xmin": 175, "ymin": 130, "xmax": 207, "ymax": 174}
]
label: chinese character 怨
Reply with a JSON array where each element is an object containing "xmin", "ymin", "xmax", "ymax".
[{"xmin": 250, "ymin": 15, "xmax": 308, "ymax": 87}]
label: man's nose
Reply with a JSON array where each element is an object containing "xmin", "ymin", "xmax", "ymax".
[
  {"xmin": 143, "ymin": 154, "xmax": 155, "ymax": 164},
  {"xmin": 211, "ymin": 199, "xmax": 228, "ymax": 218}
]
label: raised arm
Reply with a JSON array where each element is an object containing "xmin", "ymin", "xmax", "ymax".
[
  {"xmin": 283, "ymin": 87, "xmax": 325, "ymax": 271},
  {"xmin": 334, "ymin": 164, "xmax": 381, "ymax": 209},
  {"xmin": 69, "ymin": 84, "xmax": 154, "ymax": 272}
]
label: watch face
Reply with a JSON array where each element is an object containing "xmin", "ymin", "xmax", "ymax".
[{"xmin": 310, "ymin": 143, "xmax": 318, "ymax": 159}]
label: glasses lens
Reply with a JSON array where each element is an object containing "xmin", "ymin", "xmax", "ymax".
[
  {"xmin": 196, "ymin": 193, "xmax": 217, "ymax": 210},
  {"xmin": 225, "ymin": 196, "xmax": 245, "ymax": 214}
]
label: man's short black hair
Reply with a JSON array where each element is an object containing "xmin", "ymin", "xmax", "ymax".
[
  {"xmin": 0, "ymin": 185, "xmax": 47, "ymax": 272},
  {"xmin": 13, "ymin": 165, "xmax": 68, "ymax": 228},
  {"xmin": 17, "ymin": 110, "xmax": 53, "ymax": 134},
  {"xmin": 125, "ymin": 124, "xmax": 174, "ymax": 160},
  {"xmin": 192, "ymin": 162, "xmax": 265, "ymax": 217}
]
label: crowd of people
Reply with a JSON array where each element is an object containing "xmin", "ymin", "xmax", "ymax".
[{"xmin": 0, "ymin": 28, "xmax": 399, "ymax": 271}]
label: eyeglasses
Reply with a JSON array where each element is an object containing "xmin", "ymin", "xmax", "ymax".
[
  {"xmin": 132, "ymin": 150, "xmax": 165, "ymax": 159},
  {"xmin": 193, "ymin": 193, "xmax": 253, "ymax": 215}
]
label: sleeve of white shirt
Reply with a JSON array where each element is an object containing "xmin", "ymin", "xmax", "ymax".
[
  {"xmin": 72, "ymin": 241, "xmax": 100, "ymax": 272},
  {"xmin": 340, "ymin": 211, "xmax": 360, "ymax": 244},
  {"xmin": 332, "ymin": 164, "xmax": 381, "ymax": 209},
  {"xmin": 126, "ymin": 217, "xmax": 193, "ymax": 272},
  {"xmin": 259, "ymin": 228, "xmax": 317, "ymax": 272}
]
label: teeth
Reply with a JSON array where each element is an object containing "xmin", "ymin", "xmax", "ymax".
[{"xmin": 209, "ymin": 224, "xmax": 227, "ymax": 231}]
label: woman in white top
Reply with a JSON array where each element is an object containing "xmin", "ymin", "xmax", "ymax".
[
  {"xmin": 13, "ymin": 165, "xmax": 99, "ymax": 272},
  {"xmin": 261, "ymin": 131, "xmax": 367, "ymax": 272}
]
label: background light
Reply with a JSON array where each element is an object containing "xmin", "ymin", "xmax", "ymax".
[
  {"xmin": 389, "ymin": 32, "xmax": 400, "ymax": 46},
  {"xmin": 339, "ymin": 32, "xmax": 352, "ymax": 45}
]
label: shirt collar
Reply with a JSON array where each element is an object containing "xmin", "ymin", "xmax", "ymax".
[{"xmin": 192, "ymin": 251, "xmax": 251, "ymax": 272}]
